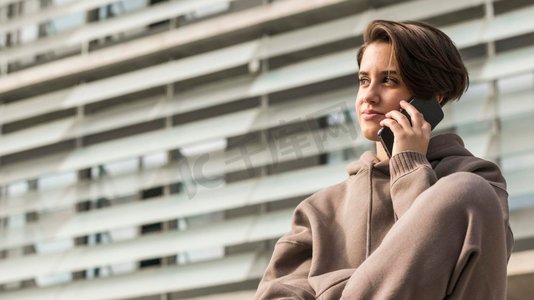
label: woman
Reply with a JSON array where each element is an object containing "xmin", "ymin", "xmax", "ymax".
[{"xmin": 254, "ymin": 20, "xmax": 513, "ymax": 299}]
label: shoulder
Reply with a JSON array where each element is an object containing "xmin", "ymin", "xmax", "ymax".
[
  {"xmin": 435, "ymin": 153, "xmax": 506, "ymax": 191},
  {"xmin": 427, "ymin": 133, "xmax": 506, "ymax": 190}
]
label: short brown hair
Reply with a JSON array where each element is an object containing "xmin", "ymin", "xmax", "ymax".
[{"xmin": 357, "ymin": 20, "xmax": 468, "ymax": 105}]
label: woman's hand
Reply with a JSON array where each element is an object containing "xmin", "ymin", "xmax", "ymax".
[{"xmin": 379, "ymin": 100, "xmax": 431, "ymax": 157}]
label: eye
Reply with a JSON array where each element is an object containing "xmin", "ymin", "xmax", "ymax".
[
  {"xmin": 358, "ymin": 77, "xmax": 370, "ymax": 86},
  {"xmin": 384, "ymin": 76, "xmax": 398, "ymax": 85}
]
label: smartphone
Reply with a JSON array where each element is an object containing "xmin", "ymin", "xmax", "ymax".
[{"xmin": 377, "ymin": 97, "xmax": 444, "ymax": 158}]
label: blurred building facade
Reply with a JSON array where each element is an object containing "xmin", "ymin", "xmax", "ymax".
[{"xmin": 0, "ymin": 0, "xmax": 533, "ymax": 299}]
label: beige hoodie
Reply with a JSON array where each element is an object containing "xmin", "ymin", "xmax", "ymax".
[{"xmin": 255, "ymin": 133, "xmax": 513, "ymax": 299}]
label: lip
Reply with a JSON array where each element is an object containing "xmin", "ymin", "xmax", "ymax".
[{"xmin": 361, "ymin": 110, "xmax": 385, "ymax": 121}]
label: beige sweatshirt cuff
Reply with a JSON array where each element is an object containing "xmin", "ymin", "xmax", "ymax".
[{"xmin": 390, "ymin": 151, "xmax": 431, "ymax": 183}]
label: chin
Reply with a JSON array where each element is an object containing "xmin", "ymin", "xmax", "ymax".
[
  {"xmin": 361, "ymin": 128, "xmax": 381, "ymax": 142},
  {"xmin": 359, "ymin": 124, "xmax": 381, "ymax": 141}
]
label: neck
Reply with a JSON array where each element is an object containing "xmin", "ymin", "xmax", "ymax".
[{"xmin": 375, "ymin": 141, "xmax": 389, "ymax": 162}]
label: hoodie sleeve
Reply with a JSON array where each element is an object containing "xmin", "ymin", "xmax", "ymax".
[
  {"xmin": 389, "ymin": 151, "xmax": 513, "ymax": 259},
  {"xmin": 441, "ymin": 155, "xmax": 514, "ymax": 259},
  {"xmin": 254, "ymin": 204, "xmax": 315, "ymax": 300},
  {"xmin": 389, "ymin": 151, "xmax": 438, "ymax": 220},
  {"xmin": 389, "ymin": 151, "xmax": 511, "ymax": 233}
]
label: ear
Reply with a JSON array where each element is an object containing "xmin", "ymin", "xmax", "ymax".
[{"xmin": 436, "ymin": 95, "xmax": 445, "ymax": 106}]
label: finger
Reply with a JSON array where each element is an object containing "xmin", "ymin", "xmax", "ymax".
[
  {"xmin": 380, "ymin": 118, "xmax": 403, "ymax": 134},
  {"xmin": 385, "ymin": 110, "xmax": 411, "ymax": 129},
  {"xmin": 399, "ymin": 100, "xmax": 425, "ymax": 127},
  {"xmin": 421, "ymin": 122, "xmax": 432, "ymax": 136}
]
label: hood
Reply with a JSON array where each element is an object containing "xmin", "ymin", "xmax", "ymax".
[{"xmin": 346, "ymin": 133, "xmax": 472, "ymax": 176}]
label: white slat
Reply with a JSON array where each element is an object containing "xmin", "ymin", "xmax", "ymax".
[
  {"xmin": 0, "ymin": 72, "xmax": 254, "ymax": 128},
  {"xmin": 1, "ymin": 2, "xmax": 532, "ymax": 126},
  {"xmin": 0, "ymin": 83, "xmax": 355, "ymax": 157},
  {"xmin": 0, "ymin": 0, "xmax": 507, "ymax": 94},
  {"xmin": 184, "ymin": 290, "xmax": 257, "ymax": 300},
  {"xmin": 505, "ymin": 168, "xmax": 534, "ymax": 202},
  {"xmin": 3, "ymin": 27, "xmax": 534, "ymax": 157},
  {"xmin": 0, "ymin": 107, "xmax": 258, "ymax": 185},
  {"xmin": 510, "ymin": 206, "xmax": 534, "ymax": 241},
  {"xmin": 0, "ymin": 210, "xmax": 530, "ymax": 299},
  {"xmin": 0, "ymin": 42, "xmax": 531, "ymax": 209},
  {"xmin": 467, "ymin": 45, "xmax": 534, "ymax": 83},
  {"xmin": 0, "ymin": 0, "xmax": 345, "ymax": 66},
  {"xmin": 0, "ymin": 0, "xmax": 239, "ymax": 61},
  {"xmin": 440, "ymin": 87, "xmax": 534, "ymax": 129},
  {"xmin": 0, "ymin": 248, "xmax": 529, "ymax": 299},
  {"xmin": 0, "ymin": 122, "xmax": 362, "ymax": 217},
  {"xmin": 0, "ymin": 40, "xmax": 532, "ymax": 190},
  {"xmin": 0, "ymin": 39, "xmax": 259, "ymax": 124},
  {"xmin": 0, "ymin": 251, "xmax": 270, "ymax": 300},
  {"xmin": 0, "ymin": 0, "xmax": 116, "ymax": 27},
  {"xmin": 0, "ymin": 162, "xmax": 348, "ymax": 250},
  {"xmin": 2, "ymin": 37, "xmax": 534, "ymax": 165},
  {"xmin": 0, "ymin": 0, "xmax": 236, "ymax": 35},
  {"xmin": 0, "ymin": 80, "xmax": 358, "ymax": 184},
  {"xmin": 0, "ymin": 208, "xmax": 292, "ymax": 284},
  {"xmin": 508, "ymin": 249, "xmax": 534, "ymax": 276},
  {"xmin": 499, "ymin": 112, "xmax": 534, "ymax": 157}
]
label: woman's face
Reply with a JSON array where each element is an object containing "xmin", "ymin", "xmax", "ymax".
[{"xmin": 355, "ymin": 42, "xmax": 412, "ymax": 141}]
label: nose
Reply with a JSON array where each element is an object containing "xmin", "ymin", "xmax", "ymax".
[{"xmin": 358, "ymin": 83, "xmax": 379, "ymax": 104}]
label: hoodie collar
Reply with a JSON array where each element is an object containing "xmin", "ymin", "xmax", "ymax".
[
  {"xmin": 345, "ymin": 150, "xmax": 389, "ymax": 176},
  {"xmin": 346, "ymin": 133, "xmax": 472, "ymax": 176}
]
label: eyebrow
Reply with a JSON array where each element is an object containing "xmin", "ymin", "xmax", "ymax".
[{"xmin": 358, "ymin": 70, "xmax": 399, "ymax": 76}]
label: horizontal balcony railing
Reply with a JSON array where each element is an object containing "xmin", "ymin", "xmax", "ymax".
[
  {"xmin": 0, "ymin": 41, "xmax": 532, "ymax": 176},
  {"xmin": 0, "ymin": 160, "xmax": 347, "ymax": 250},
  {"xmin": 0, "ymin": 0, "xmax": 243, "ymax": 60},
  {"xmin": 0, "ymin": 208, "xmax": 292, "ymax": 285},
  {"xmin": 0, "ymin": 0, "xmax": 242, "ymax": 36},
  {"xmin": 0, "ymin": 1, "xmax": 531, "ymax": 125},
  {"xmin": 0, "ymin": 0, "xmax": 349, "ymax": 73},
  {"xmin": 0, "ymin": 0, "xmax": 510, "ymax": 94},
  {"xmin": 0, "ymin": 84, "xmax": 357, "ymax": 184},
  {"xmin": 0, "ymin": 251, "xmax": 270, "ymax": 300},
  {"xmin": 0, "ymin": 122, "xmax": 362, "ymax": 218}
]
